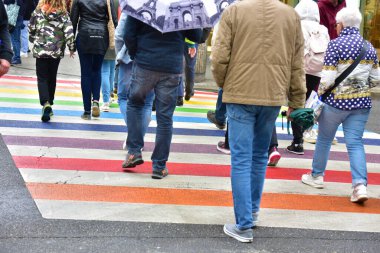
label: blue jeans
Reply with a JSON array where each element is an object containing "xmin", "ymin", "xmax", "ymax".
[
  {"xmin": 101, "ymin": 60, "xmax": 116, "ymax": 103},
  {"xmin": 10, "ymin": 19, "xmax": 23, "ymax": 62},
  {"xmin": 77, "ymin": 38, "xmax": 104, "ymax": 112},
  {"xmin": 312, "ymin": 104, "xmax": 370, "ymax": 186},
  {"xmin": 117, "ymin": 62, "xmax": 154, "ymax": 133},
  {"xmin": 227, "ymin": 104, "xmax": 280, "ymax": 230},
  {"xmin": 215, "ymin": 88, "xmax": 227, "ymax": 124},
  {"xmin": 127, "ymin": 64, "xmax": 180, "ymax": 171},
  {"xmin": 21, "ymin": 20, "xmax": 29, "ymax": 53}
]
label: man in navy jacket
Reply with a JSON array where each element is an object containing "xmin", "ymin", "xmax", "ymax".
[
  {"xmin": 123, "ymin": 16, "xmax": 202, "ymax": 179},
  {"xmin": 0, "ymin": 1, "xmax": 13, "ymax": 76}
]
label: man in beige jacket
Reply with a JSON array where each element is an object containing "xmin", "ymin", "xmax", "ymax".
[{"xmin": 211, "ymin": 0, "xmax": 306, "ymax": 243}]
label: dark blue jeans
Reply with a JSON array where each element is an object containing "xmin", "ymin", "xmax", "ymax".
[
  {"xmin": 215, "ymin": 88, "xmax": 227, "ymax": 124},
  {"xmin": 127, "ymin": 64, "xmax": 180, "ymax": 172},
  {"xmin": 77, "ymin": 38, "xmax": 104, "ymax": 112},
  {"xmin": 184, "ymin": 43, "xmax": 198, "ymax": 96},
  {"xmin": 10, "ymin": 19, "xmax": 23, "ymax": 62}
]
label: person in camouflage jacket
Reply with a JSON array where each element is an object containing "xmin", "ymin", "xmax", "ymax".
[{"xmin": 28, "ymin": 0, "xmax": 75, "ymax": 122}]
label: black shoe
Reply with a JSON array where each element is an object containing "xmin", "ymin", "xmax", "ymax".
[
  {"xmin": 41, "ymin": 104, "xmax": 52, "ymax": 122},
  {"xmin": 176, "ymin": 96, "xmax": 184, "ymax": 106},
  {"xmin": 286, "ymin": 142, "xmax": 304, "ymax": 155},
  {"xmin": 11, "ymin": 59, "xmax": 22, "ymax": 65},
  {"xmin": 184, "ymin": 92, "xmax": 194, "ymax": 101},
  {"xmin": 207, "ymin": 110, "xmax": 226, "ymax": 129},
  {"xmin": 122, "ymin": 153, "xmax": 144, "ymax": 168},
  {"xmin": 152, "ymin": 168, "xmax": 169, "ymax": 179}
]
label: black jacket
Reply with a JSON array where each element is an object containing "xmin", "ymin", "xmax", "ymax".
[
  {"xmin": 0, "ymin": 1, "xmax": 14, "ymax": 62},
  {"xmin": 70, "ymin": 0, "xmax": 117, "ymax": 55},
  {"xmin": 3, "ymin": 0, "xmax": 25, "ymax": 22},
  {"xmin": 125, "ymin": 17, "xmax": 202, "ymax": 74},
  {"xmin": 23, "ymin": 0, "xmax": 37, "ymax": 21}
]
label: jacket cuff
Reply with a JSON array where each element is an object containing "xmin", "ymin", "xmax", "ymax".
[{"xmin": 0, "ymin": 51, "xmax": 13, "ymax": 63}]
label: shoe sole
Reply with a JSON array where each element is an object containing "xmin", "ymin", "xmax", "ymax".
[
  {"xmin": 223, "ymin": 226, "xmax": 253, "ymax": 243},
  {"xmin": 304, "ymin": 139, "xmax": 317, "ymax": 144},
  {"xmin": 151, "ymin": 172, "xmax": 168, "ymax": 179},
  {"xmin": 268, "ymin": 154, "xmax": 281, "ymax": 166},
  {"xmin": 216, "ymin": 145, "xmax": 231, "ymax": 155},
  {"xmin": 351, "ymin": 195, "xmax": 369, "ymax": 203},
  {"xmin": 286, "ymin": 149, "xmax": 304, "ymax": 155},
  {"xmin": 301, "ymin": 179, "xmax": 324, "ymax": 189},
  {"xmin": 122, "ymin": 159, "xmax": 144, "ymax": 169}
]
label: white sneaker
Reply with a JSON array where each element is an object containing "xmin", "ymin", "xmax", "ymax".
[
  {"xmin": 303, "ymin": 129, "xmax": 317, "ymax": 144},
  {"xmin": 301, "ymin": 173, "xmax": 324, "ymax": 189},
  {"xmin": 350, "ymin": 184, "xmax": 368, "ymax": 203},
  {"xmin": 101, "ymin": 102, "xmax": 110, "ymax": 112},
  {"xmin": 20, "ymin": 52, "xmax": 28, "ymax": 58}
]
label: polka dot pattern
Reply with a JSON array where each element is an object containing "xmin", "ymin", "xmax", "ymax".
[{"xmin": 323, "ymin": 27, "xmax": 376, "ymax": 110}]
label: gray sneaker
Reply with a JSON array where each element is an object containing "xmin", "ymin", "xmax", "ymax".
[{"xmin": 223, "ymin": 224, "xmax": 253, "ymax": 243}]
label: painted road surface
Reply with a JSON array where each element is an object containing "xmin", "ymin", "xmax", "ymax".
[{"xmin": 1, "ymin": 75, "xmax": 380, "ymax": 232}]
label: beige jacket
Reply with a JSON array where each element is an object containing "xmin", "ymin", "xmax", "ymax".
[{"xmin": 211, "ymin": 0, "xmax": 306, "ymax": 108}]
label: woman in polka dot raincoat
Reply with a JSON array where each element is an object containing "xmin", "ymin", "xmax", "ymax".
[{"xmin": 301, "ymin": 7, "xmax": 380, "ymax": 203}]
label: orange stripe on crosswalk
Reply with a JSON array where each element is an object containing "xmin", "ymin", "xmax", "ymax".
[{"xmin": 26, "ymin": 183, "xmax": 380, "ymax": 214}]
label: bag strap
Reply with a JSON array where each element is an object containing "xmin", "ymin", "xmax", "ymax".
[
  {"xmin": 106, "ymin": 0, "xmax": 112, "ymax": 23},
  {"xmin": 321, "ymin": 41, "xmax": 369, "ymax": 101}
]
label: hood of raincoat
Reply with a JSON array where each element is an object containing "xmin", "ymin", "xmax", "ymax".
[{"xmin": 295, "ymin": 0, "xmax": 320, "ymax": 23}]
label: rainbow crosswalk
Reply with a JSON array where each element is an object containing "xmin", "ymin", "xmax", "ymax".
[{"xmin": 1, "ymin": 75, "xmax": 380, "ymax": 232}]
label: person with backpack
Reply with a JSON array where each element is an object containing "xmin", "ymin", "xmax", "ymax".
[
  {"xmin": 286, "ymin": 0, "xmax": 330, "ymax": 155},
  {"xmin": 28, "ymin": 0, "xmax": 75, "ymax": 122},
  {"xmin": 301, "ymin": 7, "xmax": 380, "ymax": 203}
]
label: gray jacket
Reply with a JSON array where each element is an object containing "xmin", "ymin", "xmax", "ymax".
[{"xmin": 115, "ymin": 12, "xmax": 131, "ymax": 65}]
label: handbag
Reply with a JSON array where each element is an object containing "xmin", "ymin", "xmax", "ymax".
[
  {"xmin": 106, "ymin": 0, "xmax": 115, "ymax": 50},
  {"xmin": 288, "ymin": 108, "xmax": 315, "ymax": 134},
  {"xmin": 5, "ymin": 3, "xmax": 20, "ymax": 29}
]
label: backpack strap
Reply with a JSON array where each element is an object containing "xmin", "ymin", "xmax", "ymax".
[{"xmin": 321, "ymin": 41, "xmax": 369, "ymax": 102}]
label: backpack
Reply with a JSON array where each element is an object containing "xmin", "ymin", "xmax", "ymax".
[{"xmin": 304, "ymin": 26, "xmax": 329, "ymax": 74}]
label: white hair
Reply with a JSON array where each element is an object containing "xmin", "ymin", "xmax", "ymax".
[{"xmin": 335, "ymin": 7, "xmax": 362, "ymax": 28}]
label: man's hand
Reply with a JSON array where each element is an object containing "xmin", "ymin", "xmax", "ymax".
[
  {"xmin": 69, "ymin": 51, "xmax": 75, "ymax": 58},
  {"xmin": 0, "ymin": 59, "xmax": 11, "ymax": 77},
  {"xmin": 188, "ymin": 47, "xmax": 197, "ymax": 58},
  {"xmin": 287, "ymin": 107, "xmax": 295, "ymax": 121}
]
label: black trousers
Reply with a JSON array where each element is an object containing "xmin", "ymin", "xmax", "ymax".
[
  {"xmin": 36, "ymin": 58, "xmax": 61, "ymax": 106},
  {"xmin": 291, "ymin": 74, "xmax": 321, "ymax": 143}
]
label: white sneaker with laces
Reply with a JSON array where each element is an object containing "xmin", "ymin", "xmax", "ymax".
[
  {"xmin": 350, "ymin": 184, "xmax": 368, "ymax": 203},
  {"xmin": 304, "ymin": 129, "xmax": 317, "ymax": 144},
  {"xmin": 301, "ymin": 173, "xmax": 324, "ymax": 189},
  {"xmin": 101, "ymin": 102, "xmax": 110, "ymax": 112}
]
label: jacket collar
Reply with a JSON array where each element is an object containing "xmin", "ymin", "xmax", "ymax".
[{"xmin": 339, "ymin": 27, "xmax": 360, "ymax": 37}]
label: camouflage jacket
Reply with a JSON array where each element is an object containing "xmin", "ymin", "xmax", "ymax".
[{"xmin": 28, "ymin": 8, "xmax": 74, "ymax": 59}]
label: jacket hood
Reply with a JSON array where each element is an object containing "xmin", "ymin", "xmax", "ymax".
[{"xmin": 295, "ymin": 0, "xmax": 320, "ymax": 23}]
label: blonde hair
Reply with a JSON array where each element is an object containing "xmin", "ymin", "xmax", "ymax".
[{"xmin": 37, "ymin": 0, "xmax": 67, "ymax": 14}]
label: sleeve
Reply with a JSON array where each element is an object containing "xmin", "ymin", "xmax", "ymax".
[
  {"xmin": 369, "ymin": 45, "xmax": 380, "ymax": 88},
  {"xmin": 63, "ymin": 14, "xmax": 75, "ymax": 52},
  {"xmin": 124, "ymin": 16, "xmax": 139, "ymax": 59},
  {"xmin": 318, "ymin": 41, "xmax": 339, "ymax": 96},
  {"xmin": 115, "ymin": 12, "xmax": 127, "ymax": 54},
  {"xmin": 70, "ymin": 0, "xmax": 79, "ymax": 36},
  {"xmin": 288, "ymin": 15, "xmax": 306, "ymax": 109},
  {"xmin": 0, "ymin": 2, "xmax": 14, "ymax": 63},
  {"xmin": 28, "ymin": 11, "xmax": 37, "ymax": 43},
  {"xmin": 210, "ymin": 8, "xmax": 232, "ymax": 88}
]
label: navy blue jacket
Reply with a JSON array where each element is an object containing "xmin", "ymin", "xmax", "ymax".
[
  {"xmin": 0, "ymin": 1, "xmax": 13, "ymax": 62},
  {"xmin": 124, "ymin": 16, "xmax": 202, "ymax": 74}
]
